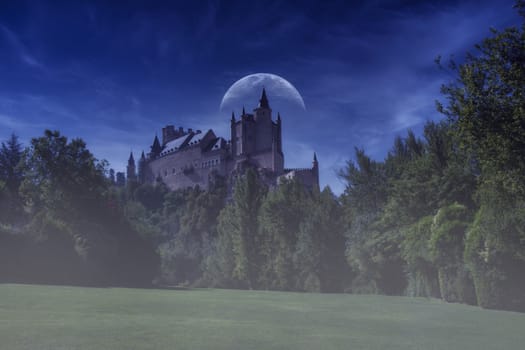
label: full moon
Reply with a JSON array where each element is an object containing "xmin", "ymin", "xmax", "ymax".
[{"xmin": 220, "ymin": 73, "xmax": 306, "ymax": 112}]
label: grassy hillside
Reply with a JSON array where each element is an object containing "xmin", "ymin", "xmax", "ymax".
[{"xmin": 0, "ymin": 284, "xmax": 524, "ymax": 350}]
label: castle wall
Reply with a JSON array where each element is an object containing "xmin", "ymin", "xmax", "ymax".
[
  {"xmin": 147, "ymin": 146, "xmax": 229, "ymax": 190},
  {"xmin": 273, "ymin": 151, "xmax": 284, "ymax": 174},
  {"xmin": 279, "ymin": 168, "xmax": 319, "ymax": 191},
  {"xmin": 249, "ymin": 151, "xmax": 275, "ymax": 171}
]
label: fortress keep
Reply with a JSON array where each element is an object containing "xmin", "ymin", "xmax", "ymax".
[{"xmin": 128, "ymin": 89, "xmax": 319, "ymax": 191}]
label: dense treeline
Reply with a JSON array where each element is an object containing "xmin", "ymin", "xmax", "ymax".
[
  {"xmin": 0, "ymin": 131, "xmax": 159, "ymax": 286},
  {"xmin": 112, "ymin": 169, "xmax": 348, "ymax": 293},
  {"xmin": 1, "ymin": 3, "xmax": 524, "ymax": 311}
]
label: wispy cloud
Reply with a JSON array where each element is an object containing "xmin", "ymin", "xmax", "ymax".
[
  {"xmin": 0, "ymin": 0, "xmax": 520, "ymax": 194},
  {"xmin": 0, "ymin": 23, "xmax": 44, "ymax": 69}
]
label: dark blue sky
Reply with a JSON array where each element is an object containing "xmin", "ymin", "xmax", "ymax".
[{"xmin": 0, "ymin": 0, "xmax": 522, "ymax": 193}]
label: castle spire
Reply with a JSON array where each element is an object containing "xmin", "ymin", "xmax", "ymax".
[
  {"xmin": 231, "ymin": 111, "xmax": 235, "ymax": 122},
  {"xmin": 259, "ymin": 87, "xmax": 270, "ymax": 109},
  {"xmin": 312, "ymin": 152, "xmax": 320, "ymax": 192},
  {"xmin": 138, "ymin": 150, "xmax": 146, "ymax": 184},
  {"xmin": 151, "ymin": 134, "xmax": 162, "ymax": 158},
  {"xmin": 127, "ymin": 151, "xmax": 137, "ymax": 183},
  {"xmin": 242, "ymin": 106, "xmax": 246, "ymax": 115}
]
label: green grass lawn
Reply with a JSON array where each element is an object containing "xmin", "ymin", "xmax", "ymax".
[{"xmin": 0, "ymin": 284, "xmax": 524, "ymax": 350}]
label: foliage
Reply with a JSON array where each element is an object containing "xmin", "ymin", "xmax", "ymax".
[
  {"xmin": 258, "ymin": 178, "xmax": 310, "ymax": 290},
  {"xmin": 401, "ymin": 216, "xmax": 440, "ymax": 298},
  {"xmin": 133, "ymin": 182, "xmax": 169, "ymax": 211},
  {"xmin": 464, "ymin": 179, "xmax": 525, "ymax": 311},
  {"xmin": 437, "ymin": 10, "xmax": 525, "ymax": 195},
  {"xmin": 0, "ymin": 134, "xmax": 25, "ymax": 223},
  {"xmin": 161, "ymin": 178, "xmax": 226, "ymax": 285},
  {"xmin": 216, "ymin": 168, "xmax": 266, "ymax": 288},
  {"xmin": 429, "ymin": 203, "xmax": 476, "ymax": 304},
  {"xmin": 0, "ymin": 130, "xmax": 159, "ymax": 287},
  {"xmin": 0, "ymin": 133, "xmax": 24, "ymax": 192},
  {"xmin": 294, "ymin": 187, "xmax": 349, "ymax": 292},
  {"xmin": 436, "ymin": 3, "xmax": 525, "ymax": 310},
  {"xmin": 1, "ymin": 2, "xmax": 525, "ymax": 309}
]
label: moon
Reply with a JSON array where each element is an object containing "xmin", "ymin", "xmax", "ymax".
[{"xmin": 220, "ymin": 73, "xmax": 306, "ymax": 111}]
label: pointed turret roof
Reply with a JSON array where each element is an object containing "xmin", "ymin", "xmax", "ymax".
[
  {"xmin": 259, "ymin": 88, "xmax": 270, "ymax": 109},
  {"xmin": 151, "ymin": 135, "xmax": 162, "ymax": 155},
  {"xmin": 313, "ymin": 152, "xmax": 319, "ymax": 169},
  {"xmin": 153, "ymin": 135, "xmax": 160, "ymax": 146},
  {"xmin": 140, "ymin": 151, "xmax": 146, "ymax": 160},
  {"xmin": 128, "ymin": 151, "xmax": 134, "ymax": 163}
]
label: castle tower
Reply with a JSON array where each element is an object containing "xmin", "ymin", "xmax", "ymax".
[
  {"xmin": 254, "ymin": 87, "xmax": 272, "ymax": 122},
  {"xmin": 274, "ymin": 112, "xmax": 284, "ymax": 167},
  {"xmin": 230, "ymin": 111, "xmax": 237, "ymax": 157},
  {"xmin": 231, "ymin": 105, "xmax": 255, "ymax": 157},
  {"xmin": 229, "ymin": 89, "xmax": 285, "ymax": 173},
  {"xmin": 252, "ymin": 88, "xmax": 273, "ymax": 153},
  {"xmin": 313, "ymin": 152, "xmax": 320, "ymax": 190},
  {"xmin": 138, "ymin": 151, "xmax": 146, "ymax": 184},
  {"xmin": 127, "ymin": 151, "xmax": 137, "ymax": 182}
]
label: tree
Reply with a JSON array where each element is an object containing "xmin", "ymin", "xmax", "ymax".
[
  {"xmin": 294, "ymin": 187, "xmax": 349, "ymax": 292},
  {"xmin": 429, "ymin": 203, "xmax": 476, "ymax": 304},
  {"xmin": 133, "ymin": 182, "xmax": 169, "ymax": 212},
  {"xmin": 341, "ymin": 147, "xmax": 406, "ymax": 295},
  {"xmin": 18, "ymin": 130, "xmax": 159, "ymax": 286},
  {"xmin": 0, "ymin": 133, "xmax": 24, "ymax": 193},
  {"xmin": 162, "ymin": 177, "xmax": 226, "ymax": 285},
  {"xmin": 21, "ymin": 130, "xmax": 107, "ymax": 214},
  {"xmin": 340, "ymin": 148, "xmax": 387, "ymax": 217},
  {"xmin": 401, "ymin": 216, "xmax": 440, "ymax": 298},
  {"xmin": 437, "ymin": 1, "xmax": 525, "ymax": 310},
  {"xmin": 258, "ymin": 177, "xmax": 311, "ymax": 290},
  {"xmin": 437, "ymin": 3, "xmax": 525, "ymax": 196},
  {"xmin": 0, "ymin": 133, "xmax": 25, "ymax": 223},
  {"xmin": 465, "ymin": 182, "xmax": 525, "ymax": 311},
  {"xmin": 216, "ymin": 168, "xmax": 266, "ymax": 288}
]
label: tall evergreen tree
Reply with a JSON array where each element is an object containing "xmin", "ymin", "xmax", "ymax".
[
  {"xmin": 259, "ymin": 178, "xmax": 311, "ymax": 290},
  {"xmin": 295, "ymin": 187, "xmax": 348, "ymax": 292},
  {"xmin": 0, "ymin": 133, "xmax": 25, "ymax": 224},
  {"xmin": 0, "ymin": 133, "xmax": 24, "ymax": 193},
  {"xmin": 216, "ymin": 168, "xmax": 266, "ymax": 288}
]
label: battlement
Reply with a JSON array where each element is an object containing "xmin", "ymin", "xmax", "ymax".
[
  {"xmin": 284, "ymin": 167, "xmax": 313, "ymax": 172},
  {"xmin": 162, "ymin": 125, "xmax": 202, "ymax": 146}
]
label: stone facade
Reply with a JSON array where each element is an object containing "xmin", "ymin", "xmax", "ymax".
[{"xmin": 127, "ymin": 89, "xmax": 319, "ymax": 192}]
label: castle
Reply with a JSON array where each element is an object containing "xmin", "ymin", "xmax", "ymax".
[{"xmin": 126, "ymin": 89, "xmax": 319, "ymax": 192}]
